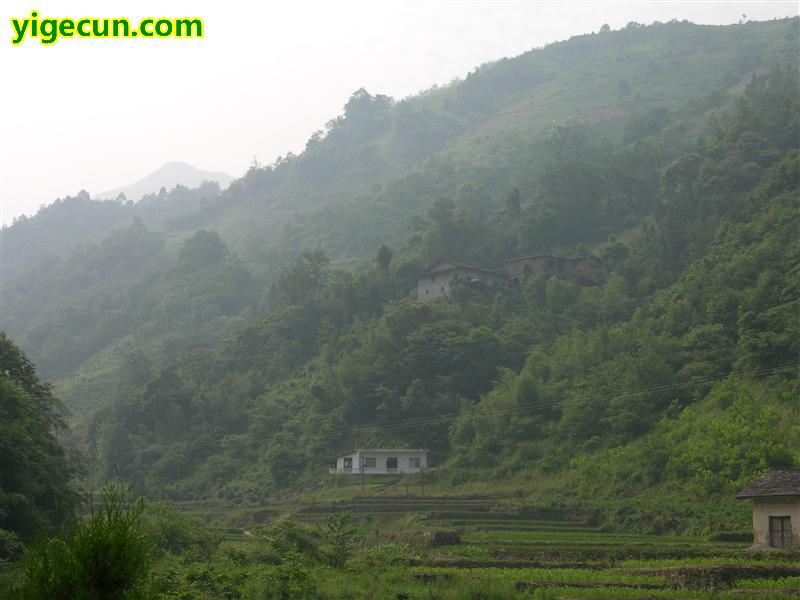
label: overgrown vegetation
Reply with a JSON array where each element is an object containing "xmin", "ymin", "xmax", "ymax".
[
  {"xmin": 0, "ymin": 334, "xmax": 80, "ymax": 551},
  {"xmin": 12, "ymin": 484, "xmax": 150, "ymax": 600},
  {"xmin": 1, "ymin": 16, "xmax": 798, "ymax": 545},
  {"xmin": 8, "ymin": 489, "xmax": 796, "ymax": 599},
  {"xmin": 58, "ymin": 62, "xmax": 798, "ymax": 513}
]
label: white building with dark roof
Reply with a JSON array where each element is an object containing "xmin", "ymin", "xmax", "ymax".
[
  {"xmin": 736, "ymin": 469, "xmax": 800, "ymax": 551},
  {"xmin": 330, "ymin": 448, "xmax": 428, "ymax": 475}
]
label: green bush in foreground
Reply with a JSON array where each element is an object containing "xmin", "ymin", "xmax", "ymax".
[
  {"xmin": 323, "ymin": 512, "xmax": 356, "ymax": 568},
  {"xmin": 13, "ymin": 483, "xmax": 152, "ymax": 600},
  {"xmin": 0, "ymin": 529, "xmax": 25, "ymax": 561},
  {"xmin": 244, "ymin": 548, "xmax": 320, "ymax": 600},
  {"xmin": 142, "ymin": 500, "xmax": 221, "ymax": 561}
]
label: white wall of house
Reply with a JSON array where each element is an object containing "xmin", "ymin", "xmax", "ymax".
[
  {"xmin": 751, "ymin": 497, "xmax": 800, "ymax": 550},
  {"xmin": 332, "ymin": 449, "xmax": 428, "ymax": 474},
  {"xmin": 416, "ymin": 268, "xmax": 512, "ymax": 302},
  {"xmin": 416, "ymin": 271, "xmax": 456, "ymax": 302}
]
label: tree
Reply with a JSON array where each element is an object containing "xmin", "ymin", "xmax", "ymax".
[
  {"xmin": 0, "ymin": 333, "xmax": 79, "ymax": 541},
  {"xmin": 323, "ymin": 512, "xmax": 355, "ymax": 568},
  {"xmin": 545, "ymin": 277, "xmax": 578, "ymax": 312},
  {"xmin": 276, "ymin": 249, "xmax": 330, "ymax": 305},
  {"xmin": 176, "ymin": 229, "xmax": 228, "ymax": 274},
  {"xmin": 376, "ymin": 244, "xmax": 393, "ymax": 273},
  {"xmin": 505, "ymin": 187, "xmax": 521, "ymax": 216}
]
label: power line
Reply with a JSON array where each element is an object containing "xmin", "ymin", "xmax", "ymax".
[
  {"xmin": 310, "ymin": 364, "xmax": 799, "ymax": 441},
  {"xmin": 316, "ymin": 364, "xmax": 794, "ymax": 439}
]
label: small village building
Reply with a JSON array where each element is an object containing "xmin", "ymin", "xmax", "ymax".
[
  {"xmin": 416, "ymin": 259, "xmax": 513, "ymax": 303},
  {"xmin": 330, "ymin": 448, "xmax": 429, "ymax": 475},
  {"xmin": 501, "ymin": 254, "xmax": 604, "ymax": 283},
  {"xmin": 415, "ymin": 255, "xmax": 604, "ymax": 302},
  {"xmin": 736, "ymin": 469, "xmax": 800, "ymax": 551}
]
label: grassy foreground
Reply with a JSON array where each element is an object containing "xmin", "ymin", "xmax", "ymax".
[
  {"xmin": 4, "ymin": 483, "xmax": 799, "ymax": 599},
  {"xmin": 159, "ymin": 486, "xmax": 798, "ymax": 599}
]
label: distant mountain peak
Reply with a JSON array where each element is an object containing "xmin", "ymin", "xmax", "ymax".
[{"xmin": 96, "ymin": 162, "xmax": 236, "ymax": 201}]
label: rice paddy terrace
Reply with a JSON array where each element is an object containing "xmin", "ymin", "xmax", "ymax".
[{"xmin": 181, "ymin": 494, "xmax": 800, "ymax": 598}]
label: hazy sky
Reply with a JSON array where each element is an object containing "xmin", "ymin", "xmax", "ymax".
[{"xmin": 1, "ymin": 1, "xmax": 797, "ymax": 224}]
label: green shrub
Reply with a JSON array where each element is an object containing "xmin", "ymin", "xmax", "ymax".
[
  {"xmin": 349, "ymin": 543, "xmax": 416, "ymax": 569},
  {"xmin": 13, "ymin": 483, "xmax": 152, "ymax": 600},
  {"xmin": 0, "ymin": 529, "xmax": 24, "ymax": 561},
  {"xmin": 14, "ymin": 538, "xmax": 78, "ymax": 600},
  {"xmin": 323, "ymin": 512, "xmax": 355, "ymax": 568},
  {"xmin": 253, "ymin": 518, "xmax": 321, "ymax": 563},
  {"xmin": 142, "ymin": 500, "xmax": 221, "ymax": 560},
  {"xmin": 708, "ymin": 531, "xmax": 753, "ymax": 543},
  {"xmin": 244, "ymin": 549, "xmax": 318, "ymax": 600}
]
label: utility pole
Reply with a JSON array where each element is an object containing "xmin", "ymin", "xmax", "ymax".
[{"xmin": 360, "ymin": 456, "xmax": 365, "ymax": 497}]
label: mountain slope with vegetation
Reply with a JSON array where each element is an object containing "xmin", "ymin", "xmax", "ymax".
[
  {"xmin": 3, "ymin": 18, "xmax": 797, "ymax": 411},
  {"xmin": 84, "ymin": 63, "xmax": 799, "ymax": 517},
  {"xmin": 1, "ymin": 18, "xmax": 798, "ymax": 522}
]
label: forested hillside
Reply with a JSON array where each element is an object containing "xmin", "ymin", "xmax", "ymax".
[
  {"xmin": 0, "ymin": 334, "xmax": 79, "ymax": 553},
  {"xmin": 76, "ymin": 62, "xmax": 798, "ymax": 507},
  {"xmin": 2, "ymin": 18, "xmax": 798, "ymax": 514}
]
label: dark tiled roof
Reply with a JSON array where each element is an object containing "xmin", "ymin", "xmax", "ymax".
[
  {"xmin": 501, "ymin": 254, "xmax": 602, "ymax": 264},
  {"xmin": 735, "ymin": 469, "xmax": 800, "ymax": 499},
  {"xmin": 425, "ymin": 259, "xmax": 509, "ymax": 278},
  {"xmin": 354, "ymin": 448, "xmax": 428, "ymax": 453}
]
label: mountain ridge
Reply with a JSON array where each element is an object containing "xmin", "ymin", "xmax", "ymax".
[{"xmin": 95, "ymin": 161, "xmax": 235, "ymax": 202}]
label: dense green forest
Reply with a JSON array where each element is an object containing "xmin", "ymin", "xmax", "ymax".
[
  {"xmin": 0, "ymin": 334, "xmax": 80, "ymax": 554},
  {"xmin": 1, "ymin": 17, "xmax": 798, "ymax": 532},
  {"xmin": 77, "ymin": 63, "xmax": 798, "ymax": 508}
]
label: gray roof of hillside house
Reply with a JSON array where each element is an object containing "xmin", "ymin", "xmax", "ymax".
[
  {"xmin": 500, "ymin": 254, "xmax": 602, "ymax": 264},
  {"xmin": 425, "ymin": 259, "xmax": 509, "ymax": 278},
  {"xmin": 735, "ymin": 469, "xmax": 800, "ymax": 499},
  {"xmin": 353, "ymin": 448, "xmax": 428, "ymax": 453}
]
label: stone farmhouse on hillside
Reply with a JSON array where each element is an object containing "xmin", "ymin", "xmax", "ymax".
[
  {"xmin": 416, "ymin": 254, "xmax": 603, "ymax": 302},
  {"xmin": 417, "ymin": 260, "xmax": 513, "ymax": 303},
  {"xmin": 502, "ymin": 254, "xmax": 603, "ymax": 281},
  {"xmin": 736, "ymin": 469, "xmax": 800, "ymax": 551}
]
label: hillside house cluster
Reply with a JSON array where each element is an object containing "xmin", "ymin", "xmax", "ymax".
[{"xmin": 416, "ymin": 255, "xmax": 603, "ymax": 302}]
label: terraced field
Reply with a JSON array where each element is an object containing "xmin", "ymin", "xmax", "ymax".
[{"xmin": 184, "ymin": 494, "xmax": 800, "ymax": 598}]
